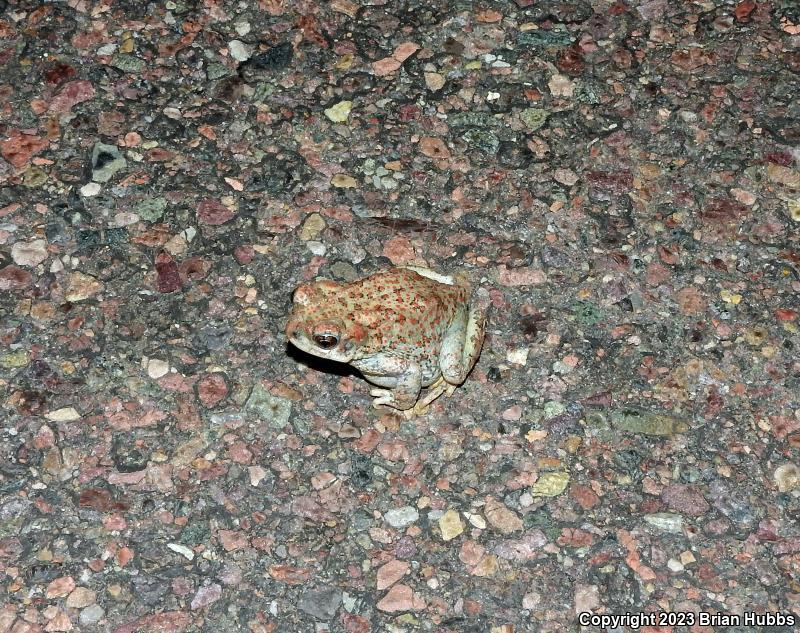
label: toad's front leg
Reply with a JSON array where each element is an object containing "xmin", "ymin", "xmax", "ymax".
[{"xmin": 352, "ymin": 355, "xmax": 422, "ymax": 412}]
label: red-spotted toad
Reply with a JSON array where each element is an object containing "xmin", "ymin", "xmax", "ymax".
[{"xmin": 286, "ymin": 266, "xmax": 490, "ymax": 416}]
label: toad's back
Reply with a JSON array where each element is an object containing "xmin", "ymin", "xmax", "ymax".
[{"xmin": 341, "ymin": 268, "xmax": 469, "ymax": 360}]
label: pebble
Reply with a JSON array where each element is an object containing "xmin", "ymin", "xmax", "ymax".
[
  {"xmin": 197, "ymin": 198, "xmax": 236, "ymax": 225},
  {"xmin": 11, "ymin": 239, "xmax": 48, "ymax": 267},
  {"xmin": 244, "ymin": 383, "xmax": 292, "ymax": 429},
  {"xmin": 376, "ymin": 584, "xmax": 425, "ymax": 613},
  {"xmin": 45, "ymin": 407, "xmax": 81, "ymax": 422},
  {"xmin": 548, "ymin": 73, "xmax": 575, "ymax": 97},
  {"xmin": 79, "ymin": 604, "xmax": 104, "ymax": 626},
  {"xmin": 80, "ymin": 182, "xmax": 102, "ymax": 197},
  {"xmin": 46, "ymin": 576, "xmax": 76, "ymax": 598},
  {"xmin": 553, "ymin": 168, "xmax": 579, "ymax": 186},
  {"xmin": 376, "ymin": 559, "xmax": 410, "ymax": 590},
  {"xmin": 146, "ymin": 358, "xmax": 170, "ymax": 379},
  {"xmin": 788, "ymin": 199, "xmax": 800, "ymax": 222},
  {"xmin": 331, "ymin": 173, "xmax": 357, "ymax": 188},
  {"xmin": 197, "ymin": 373, "xmax": 228, "ymax": 407},
  {"xmin": 91, "ymin": 142, "xmax": 127, "ymax": 183},
  {"xmin": 168, "ymin": 543, "xmax": 195, "ymax": 560},
  {"xmin": 0, "ymin": 350, "xmax": 29, "ymax": 369},
  {"xmin": 66, "ymin": 271, "xmax": 104, "ymax": 301},
  {"xmin": 662, "ymin": 484, "xmax": 710, "ymax": 516},
  {"xmin": 190, "ymin": 583, "xmax": 222, "ymax": 610},
  {"xmin": 439, "ymin": 509, "xmax": 464, "ymax": 541},
  {"xmin": 384, "ymin": 506, "xmax": 419, "ymax": 528},
  {"xmin": 774, "ymin": 463, "xmax": 800, "ymax": 492},
  {"xmin": 574, "ymin": 584, "xmax": 600, "ymax": 614},
  {"xmin": 298, "ymin": 587, "xmax": 342, "ymax": 620},
  {"xmin": 324, "ymin": 101, "xmax": 352, "ymax": 123},
  {"xmin": 506, "ymin": 348, "xmax": 529, "ymax": 365},
  {"xmin": 136, "ymin": 197, "xmax": 167, "ymax": 222},
  {"xmin": 610, "ymin": 408, "xmax": 689, "ymax": 436},
  {"xmin": 643, "ymin": 513, "xmax": 684, "ymax": 533},
  {"xmin": 424, "ymin": 72, "xmax": 445, "ymax": 90},
  {"xmin": 522, "ymin": 591, "xmax": 541, "ymax": 609},
  {"xmin": 520, "ymin": 108, "xmax": 549, "ymax": 130},
  {"xmin": 228, "ymin": 40, "xmax": 252, "ymax": 62},
  {"xmin": 299, "ymin": 213, "xmax": 326, "ymax": 241},
  {"xmin": 484, "ymin": 497, "xmax": 523, "ymax": 534},
  {"xmin": 667, "ymin": 558, "xmax": 684, "ymax": 572},
  {"xmin": 531, "ymin": 472, "xmax": 570, "ymax": 497},
  {"xmin": 66, "ymin": 587, "xmax": 96, "ymax": 608}
]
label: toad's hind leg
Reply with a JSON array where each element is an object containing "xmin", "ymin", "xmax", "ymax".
[
  {"xmin": 406, "ymin": 376, "xmax": 456, "ymax": 418},
  {"xmin": 439, "ymin": 287, "xmax": 491, "ymax": 387}
]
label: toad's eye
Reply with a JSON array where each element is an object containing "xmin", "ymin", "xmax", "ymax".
[{"xmin": 313, "ymin": 334, "xmax": 338, "ymax": 349}]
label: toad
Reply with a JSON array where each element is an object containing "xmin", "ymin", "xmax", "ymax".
[{"xmin": 286, "ymin": 266, "xmax": 490, "ymax": 416}]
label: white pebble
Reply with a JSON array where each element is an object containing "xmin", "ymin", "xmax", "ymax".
[
  {"xmin": 11, "ymin": 239, "xmax": 48, "ymax": 267},
  {"xmin": 146, "ymin": 358, "xmax": 170, "ymax": 379},
  {"xmin": 80, "ymin": 182, "xmax": 102, "ymax": 197},
  {"xmin": 229, "ymin": 40, "xmax": 251, "ymax": 62}
]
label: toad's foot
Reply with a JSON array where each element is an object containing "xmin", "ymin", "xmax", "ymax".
[
  {"xmin": 369, "ymin": 387, "xmax": 416, "ymax": 412},
  {"xmin": 401, "ymin": 377, "xmax": 457, "ymax": 418}
]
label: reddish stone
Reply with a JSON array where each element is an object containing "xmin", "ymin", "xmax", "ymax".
[
  {"xmin": 155, "ymin": 251, "xmax": 182, "ymax": 293},
  {"xmin": 45, "ymin": 576, "xmax": 76, "ymax": 598},
  {"xmin": 661, "ymin": 484, "xmax": 710, "ymax": 516},
  {"xmin": 116, "ymin": 546, "xmax": 134, "ymax": 567},
  {"xmin": 291, "ymin": 495, "xmax": 335, "ymax": 522},
  {"xmin": 268, "ymin": 564, "xmax": 312, "ymax": 584},
  {"xmin": 570, "ymin": 484, "xmax": 600, "ymax": 509},
  {"xmin": 178, "ymin": 257, "xmax": 211, "ymax": 282},
  {"xmin": 197, "ymin": 198, "xmax": 236, "ymax": 225},
  {"xmin": 79, "ymin": 488, "xmax": 129, "ymax": 512},
  {"xmin": 587, "ymin": 170, "xmax": 634, "ymax": 193},
  {"xmin": 172, "ymin": 577, "xmax": 194, "ymax": 596},
  {"xmin": 48, "ymin": 79, "xmax": 95, "ymax": 113},
  {"xmin": 700, "ymin": 197, "xmax": 748, "ymax": 224},
  {"xmin": 147, "ymin": 148, "xmax": 175, "ymax": 162},
  {"xmin": 197, "ymin": 374, "xmax": 228, "ymax": 407},
  {"xmin": 218, "ymin": 529, "xmax": 249, "ymax": 552},
  {"xmin": 0, "ymin": 131, "xmax": 49, "ymax": 169},
  {"xmin": 734, "ymin": 0, "xmax": 756, "ymax": 22},
  {"xmin": 756, "ymin": 519, "xmax": 779, "ymax": 541},
  {"xmin": 376, "ymin": 583, "xmax": 425, "ymax": 612},
  {"xmin": 382, "ymin": 236, "xmax": 415, "ymax": 265},
  {"xmin": 0, "ymin": 265, "xmax": 33, "ymax": 290},
  {"xmin": 557, "ymin": 44, "xmax": 586, "ymax": 76},
  {"xmin": 376, "ymin": 559, "xmax": 409, "ymax": 590},
  {"xmin": 233, "ymin": 245, "xmax": 254, "ymax": 264},
  {"xmin": 113, "ymin": 611, "xmax": 192, "ymax": 633},
  {"xmin": 418, "ymin": 136, "xmax": 451, "ymax": 159},
  {"xmin": 459, "ymin": 539, "xmax": 486, "ymax": 566},
  {"xmin": 645, "ymin": 262, "xmax": 670, "ymax": 286},
  {"xmin": 372, "ymin": 57, "xmax": 402, "ymax": 76},
  {"xmin": 190, "ymin": 583, "xmax": 222, "ymax": 610},
  {"xmin": 556, "ymin": 528, "xmax": 595, "ymax": 548},
  {"xmin": 341, "ymin": 613, "xmax": 371, "ymax": 633},
  {"xmin": 352, "ymin": 428, "xmax": 381, "ymax": 453},
  {"xmin": 226, "ymin": 441, "xmax": 253, "ymax": 465},
  {"xmin": 579, "ymin": 391, "xmax": 613, "ymax": 408},
  {"xmin": 44, "ymin": 62, "xmax": 76, "ymax": 85},
  {"xmin": 377, "ymin": 440, "xmax": 409, "ymax": 462}
]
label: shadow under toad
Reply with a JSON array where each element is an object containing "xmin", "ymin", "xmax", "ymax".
[{"xmin": 285, "ymin": 342, "xmax": 358, "ymax": 379}]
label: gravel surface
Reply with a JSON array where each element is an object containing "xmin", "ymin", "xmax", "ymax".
[{"xmin": 1, "ymin": 1, "xmax": 799, "ymax": 631}]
